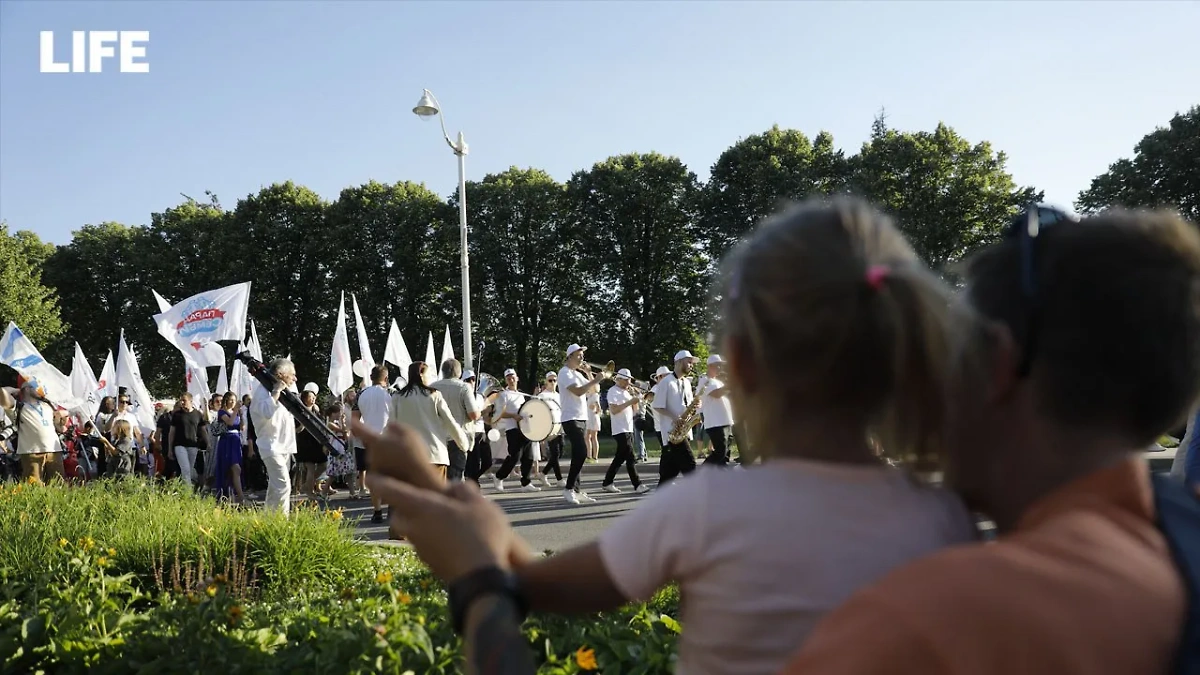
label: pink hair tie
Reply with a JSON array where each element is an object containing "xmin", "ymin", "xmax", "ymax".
[{"xmin": 865, "ymin": 265, "xmax": 890, "ymax": 290}]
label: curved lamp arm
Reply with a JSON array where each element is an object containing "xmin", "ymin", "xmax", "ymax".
[{"xmin": 424, "ymin": 90, "xmax": 459, "ymax": 154}]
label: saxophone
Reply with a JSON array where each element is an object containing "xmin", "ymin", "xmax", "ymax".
[{"xmin": 667, "ymin": 377, "xmax": 703, "ymax": 445}]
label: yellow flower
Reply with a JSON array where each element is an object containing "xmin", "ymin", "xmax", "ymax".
[
  {"xmin": 26, "ymin": 475, "xmax": 38, "ymax": 484},
  {"xmin": 58, "ymin": 538, "xmax": 69, "ymax": 548},
  {"xmin": 79, "ymin": 537, "xmax": 95, "ymax": 551},
  {"xmin": 415, "ymin": 615, "xmax": 425, "ymax": 626},
  {"xmin": 214, "ymin": 573, "xmax": 228, "ymax": 585},
  {"xmin": 329, "ymin": 509, "xmax": 343, "ymax": 520},
  {"xmin": 107, "ymin": 548, "xmax": 116, "ymax": 557},
  {"xmin": 375, "ymin": 571, "xmax": 393, "ymax": 584},
  {"xmin": 575, "ymin": 647, "xmax": 598, "ymax": 671},
  {"xmin": 206, "ymin": 585, "xmax": 217, "ymax": 597},
  {"xmin": 395, "ymin": 591, "xmax": 411, "ymax": 605},
  {"xmin": 97, "ymin": 556, "xmax": 110, "ymax": 567}
]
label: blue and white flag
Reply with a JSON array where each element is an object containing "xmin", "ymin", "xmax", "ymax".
[{"xmin": 0, "ymin": 322, "xmax": 79, "ymax": 408}]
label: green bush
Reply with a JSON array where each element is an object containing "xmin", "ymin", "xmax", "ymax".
[{"xmin": 0, "ymin": 480, "xmax": 679, "ymax": 674}]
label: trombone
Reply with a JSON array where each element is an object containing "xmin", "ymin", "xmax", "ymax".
[{"xmin": 580, "ymin": 360, "xmax": 617, "ymax": 380}]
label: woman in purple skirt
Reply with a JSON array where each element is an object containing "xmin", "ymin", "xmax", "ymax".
[{"xmin": 213, "ymin": 392, "xmax": 246, "ymax": 504}]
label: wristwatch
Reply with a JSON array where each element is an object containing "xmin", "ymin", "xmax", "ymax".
[{"xmin": 447, "ymin": 565, "xmax": 528, "ymax": 635}]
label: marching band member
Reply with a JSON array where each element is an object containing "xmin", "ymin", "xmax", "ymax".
[
  {"xmin": 537, "ymin": 372, "xmax": 563, "ymax": 487},
  {"xmin": 491, "ymin": 369, "xmax": 540, "ymax": 492},
  {"xmin": 699, "ymin": 354, "xmax": 735, "ymax": 466},
  {"xmin": 460, "ymin": 371, "xmax": 494, "ymax": 485},
  {"xmin": 651, "ymin": 351, "xmax": 700, "ymax": 484},
  {"xmin": 558, "ymin": 344, "xmax": 605, "ymax": 504},
  {"xmin": 601, "ymin": 369, "xmax": 650, "ymax": 494}
]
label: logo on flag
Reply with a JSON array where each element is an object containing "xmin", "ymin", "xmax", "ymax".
[
  {"xmin": 1, "ymin": 327, "xmax": 45, "ymax": 369},
  {"xmin": 177, "ymin": 297, "xmax": 228, "ymax": 338}
]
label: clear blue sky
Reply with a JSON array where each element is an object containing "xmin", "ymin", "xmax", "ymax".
[{"xmin": 2, "ymin": 0, "xmax": 1197, "ymax": 245}]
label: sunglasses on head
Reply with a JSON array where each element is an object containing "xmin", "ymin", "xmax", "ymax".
[{"xmin": 1004, "ymin": 204, "xmax": 1080, "ymax": 377}]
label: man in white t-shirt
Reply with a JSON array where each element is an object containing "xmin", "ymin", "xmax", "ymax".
[
  {"xmin": 0, "ymin": 378, "xmax": 65, "ymax": 483},
  {"xmin": 601, "ymin": 369, "xmax": 650, "ymax": 494},
  {"xmin": 490, "ymin": 369, "xmax": 540, "ymax": 492},
  {"xmin": 460, "ymin": 371, "xmax": 494, "ymax": 485},
  {"xmin": 354, "ymin": 364, "xmax": 392, "ymax": 523},
  {"xmin": 249, "ymin": 358, "xmax": 299, "ymax": 515},
  {"xmin": 557, "ymin": 344, "xmax": 606, "ymax": 504},
  {"xmin": 651, "ymin": 350, "xmax": 700, "ymax": 484},
  {"xmin": 431, "ymin": 359, "xmax": 482, "ymax": 482},
  {"xmin": 698, "ymin": 354, "xmax": 735, "ymax": 467}
]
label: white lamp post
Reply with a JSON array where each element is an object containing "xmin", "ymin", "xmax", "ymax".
[{"xmin": 413, "ymin": 88, "xmax": 473, "ymax": 373}]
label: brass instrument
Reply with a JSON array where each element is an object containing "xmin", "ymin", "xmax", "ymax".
[
  {"xmin": 580, "ymin": 360, "xmax": 616, "ymax": 380},
  {"xmin": 667, "ymin": 376, "xmax": 703, "ymax": 445}
]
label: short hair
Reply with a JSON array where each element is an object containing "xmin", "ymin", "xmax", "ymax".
[
  {"xmin": 441, "ymin": 358, "xmax": 462, "ymax": 379},
  {"xmin": 965, "ymin": 208, "xmax": 1200, "ymax": 444},
  {"xmin": 269, "ymin": 358, "xmax": 295, "ymax": 377},
  {"xmin": 371, "ymin": 363, "xmax": 389, "ymax": 384}
]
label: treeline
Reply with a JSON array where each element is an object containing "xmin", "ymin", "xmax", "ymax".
[{"xmin": 4, "ymin": 107, "xmax": 1198, "ymax": 394}]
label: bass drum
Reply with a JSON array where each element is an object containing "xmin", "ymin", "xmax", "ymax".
[{"xmin": 519, "ymin": 397, "xmax": 562, "ymax": 442}]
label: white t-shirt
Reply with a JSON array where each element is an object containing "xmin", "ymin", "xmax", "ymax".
[
  {"xmin": 3, "ymin": 400, "xmax": 59, "ymax": 455},
  {"xmin": 468, "ymin": 393, "xmax": 486, "ymax": 434},
  {"xmin": 356, "ymin": 385, "xmax": 391, "ymax": 434},
  {"xmin": 557, "ymin": 367, "xmax": 589, "ymax": 422},
  {"xmin": 598, "ymin": 459, "xmax": 977, "ymax": 675},
  {"xmin": 699, "ymin": 376, "xmax": 734, "ymax": 429},
  {"xmin": 493, "ymin": 390, "xmax": 524, "ymax": 432},
  {"xmin": 606, "ymin": 386, "xmax": 636, "ymax": 435},
  {"xmin": 652, "ymin": 373, "xmax": 694, "ymax": 442}
]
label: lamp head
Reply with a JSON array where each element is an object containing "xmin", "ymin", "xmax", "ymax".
[{"xmin": 413, "ymin": 89, "xmax": 440, "ymax": 118}]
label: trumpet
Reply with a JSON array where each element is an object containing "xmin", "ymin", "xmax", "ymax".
[{"xmin": 581, "ymin": 360, "xmax": 617, "ymax": 380}]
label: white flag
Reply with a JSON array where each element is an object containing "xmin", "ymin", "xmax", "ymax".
[
  {"xmin": 425, "ymin": 332, "xmax": 436, "ymax": 369},
  {"xmin": 249, "ymin": 320, "xmax": 263, "ymax": 361},
  {"xmin": 0, "ymin": 322, "xmax": 80, "ymax": 408},
  {"xmin": 151, "ymin": 289, "xmax": 172, "ymax": 314},
  {"xmin": 151, "ymin": 288, "xmax": 229, "ymax": 368},
  {"xmin": 328, "ymin": 292, "xmax": 353, "ymax": 396},
  {"xmin": 115, "ymin": 330, "xmax": 157, "ymax": 434},
  {"xmin": 229, "ymin": 342, "xmax": 253, "ymax": 398},
  {"xmin": 216, "ymin": 360, "xmax": 229, "ymax": 396},
  {"xmin": 98, "ymin": 350, "xmax": 116, "ymax": 398},
  {"xmin": 152, "ymin": 282, "xmax": 250, "ymax": 365},
  {"xmin": 70, "ymin": 343, "xmax": 101, "ymax": 419},
  {"xmin": 351, "ymin": 293, "xmax": 375, "ymax": 367},
  {"xmin": 186, "ymin": 362, "xmax": 211, "ymax": 408},
  {"xmin": 440, "ymin": 324, "xmax": 454, "ymax": 368},
  {"xmin": 384, "ymin": 319, "xmax": 413, "ymax": 372}
]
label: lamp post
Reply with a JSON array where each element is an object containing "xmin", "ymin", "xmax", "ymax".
[{"xmin": 413, "ymin": 89, "xmax": 473, "ymax": 373}]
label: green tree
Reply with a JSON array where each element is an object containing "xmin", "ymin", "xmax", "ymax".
[
  {"xmin": 1076, "ymin": 105, "xmax": 1200, "ymax": 222},
  {"xmin": 459, "ymin": 167, "xmax": 585, "ymax": 384},
  {"xmin": 567, "ymin": 153, "xmax": 707, "ymax": 378},
  {"xmin": 0, "ymin": 223, "xmax": 66, "ymax": 350},
  {"xmin": 852, "ymin": 116, "xmax": 1041, "ymax": 270},
  {"xmin": 703, "ymin": 125, "xmax": 851, "ymax": 259}
]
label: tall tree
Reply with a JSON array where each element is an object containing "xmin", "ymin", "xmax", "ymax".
[
  {"xmin": 567, "ymin": 153, "xmax": 707, "ymax": 378},
  {"xmin": 0, "ymin": 223, "xmax": 66, "ymax": 351},
  {"xmin": 1076, "ymin": 105, "xmax": 1200, "ymax": 222},
  {"xmin": 852, "ymin": 117, "xmax": 1041, "ymax": 270},
  {"xmin": 326, "ymin": 180, "xmax": 458, "ymax": 372},
  {"xmin": 460, "ymin": 167, "xmax": 584, "ymax": 384},
  {"xmin": 703, "ymin": 125, "xmax": 851, "ymax": 259}
]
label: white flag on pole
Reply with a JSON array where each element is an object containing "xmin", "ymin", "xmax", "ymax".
[
  {"xmin": 98, "ymin": 351, "xmax": 116, "ymax": 398},
  {"xmin": 328, "ymin": 292, "xmax": 354, "ymax": 396},
  {"xmin": 351, "ymin": 293, "xmax": 375, "ymax": 367},
  {"xmin": 152, "ymin": 282, "xmax": 250, "ymax": 367},
  {"xmin": 229, "ymin": 342, "xmax": 252, "ymax": 398},
  {"xmin": 440, "ymin": 324, "xmax": 454, "ymax": 367},
  {"xmin": 384, "ymin": 319, "xmax": 412, "ymax": 371},
  {"xmin": 115, "ymin": 330, "xmax": 157, "ymax": 434},
  {"xmin": 249, "ymin": 320, "xmax": 263, "ymax": 361},
  {"xmin": 0, "ymin": 322, "xmax": 80, "ymax": 408},
  {"xmin": 151, "ymin": 288, "xmax": 229, "ymax": 368},
  {"xmin": 151, "ymin": 289, "xmax": 172, "ymax": 314},
  {"xmin": 70, "ymin": 343, "xmax": 102, "ymax": 419},
  {"xmin": 186, "ymin": 362, "xmax": 211, "ymax": 407},
  {"xmin": 216, "ymin": 360, "xmax": 229, "ymax": 396},
  {"xmin": 424, "ymin": 332, "xmax": 436, "ymax": 369}
]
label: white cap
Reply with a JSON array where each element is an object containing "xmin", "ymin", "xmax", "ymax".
[
  {"xmin": 503, "ymin": 368, "xmax": 517, "ymax": 377},
  {"xmin": 303, "ymin": 382, "xmax": 319, "ymax": 393},
  {"xmin": 545, "ymin": 371, "xmax": 556, "ymax": 380},
  {"xmin": 707, "ymin": 354, "xmax": 724, "ymax": 365},
  {"xmin": 673, "ymin": 350, "xmax": 697, "ymax": 363},
  {"xmin": 462, "ymin": 370, "xmax": 476, "ymax": 380},
  {"xmin": 615, "ymin": 368, "xmax": 632, "ymax": 380},
  {"xmin": 565, "ymin": 343, "xmax": 586, "ymax": 357},
  {"xmin": 654, "ymin": 366, "xmax": 670, "ymax": 378}
]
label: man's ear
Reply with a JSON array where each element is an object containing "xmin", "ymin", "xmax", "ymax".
[
  {"xmin": 723, "ymin": 335, "xmax": 756, "ymax": 395},
  {"xmin": 983, "ymin": 320, "xmax": 1020, "ymax": 405}
]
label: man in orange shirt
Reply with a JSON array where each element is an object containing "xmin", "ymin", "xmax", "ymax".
[{"xmin": 779, "ymin": 207, "xmax": 1200, "ymax": 674}]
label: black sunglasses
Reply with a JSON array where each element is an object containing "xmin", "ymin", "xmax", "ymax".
[{"xmin": 1005, "ymin": 204, "xmax": 1079, "ymax": 377}]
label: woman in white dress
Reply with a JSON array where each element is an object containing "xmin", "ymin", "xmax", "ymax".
[{"xmin": 585, "ymin": 390, "xmax": 601, "ymax": 461}]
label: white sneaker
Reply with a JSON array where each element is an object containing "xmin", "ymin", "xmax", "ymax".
[
  {"xmin": 521, "ymin": 483, "xmax": 542, "ymax": 493},
  {"xmin": 576, "ymin": 491, "xmax": 596, "ymax": 503},
  {"xmin": 563, "ymin": 489, "xmax": 580, "ymax": 505},
  {"xmin": 492, "ymin": 476, "xmax": 505, "ymax": 492},
  {"xmin": 542, "ymin": 475, "xmax": 558, "ymax": 488},
  {"xmin": 602, "ymin": 484, "xmax": 621, "ymax": 494},
  {"xmin": 634, "ymin": 484, "xmax": 651, "ymax": 494}
]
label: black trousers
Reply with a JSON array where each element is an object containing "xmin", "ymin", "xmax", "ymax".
[
  {"xmin": 562, "ymin": 420, "xmax": 588, "ymax": 491},
  {"xmin": 658, "ymin": 437, "xmax": 697, "ymax": 483},
  {"xmin": 542, "ymin": 435, "xmax": 564, "ymax": 480},
  {"xmin": 496, "ymin": 428, "xmax": 534, "ymax": 486},
  {"xmin": 465, "ymin": 432, "xmax": 492, "ymax": 483},
  {"xmin": 701, "ymin": 425, "xmax": 732, "ymax": 466},
  {"xmin": 603, "ymin": 432, "xmax": 641, "ymax": 488},
  {"xmin": 730, "ymin": 424, "xmax": 746, "ymax": 463},
  {"xmin": 447, "ymin": 439, "xmax": 468, "ymax": 481}
]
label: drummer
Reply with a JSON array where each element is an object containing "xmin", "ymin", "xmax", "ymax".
[{"xmin": 490, "ymin": 369, "xmax": 540, "ymax": 492}]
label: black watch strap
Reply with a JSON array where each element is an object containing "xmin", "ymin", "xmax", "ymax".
[{"xmin": 447, "ymin": 566, "xmax": 527, "ymax": 635}]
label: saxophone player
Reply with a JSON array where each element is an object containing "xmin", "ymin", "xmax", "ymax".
[{"xmin": 651, "ymin": 350, "xmax": 700, "ymax": 484}]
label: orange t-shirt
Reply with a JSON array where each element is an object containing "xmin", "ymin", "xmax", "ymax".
[{"xmin": 779, "ymin": 458, "xmax": 1184, "ymax": 675}]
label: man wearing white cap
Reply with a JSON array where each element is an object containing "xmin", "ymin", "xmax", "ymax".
[
  {"xmin": 601, "ymin": 369, "xmax": 650, "ymax": 494},
  {"xmin": 651, "ymin": 350, "xmax": 700, "ymax": 483},
  {"xmin": 642, "ymin": 366, "xmax": 671, "ymax": 461},
  {"xmin": 491, "ymin": 369, "xmax": 539, "ymax": 492},
  {"xmin": 537, "ymin": 371, "xmax": 563, "ymax": 487},
  {"xmin": 698, "ymin": 354, "xmax": 735, "ymax": 466},
  {"xmin": 431, "ymin": 359, "xmax": 482, "ymax": 482},
  {"xmin": 460, "ymin": 371, "xmax": 493, "ymax": 484},
  {"xmin": 557, "ymin": 344, "xmax": 606, "ymax": 504}
]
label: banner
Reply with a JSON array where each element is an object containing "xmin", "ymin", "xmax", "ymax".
[
  {"xmin": 152, "ymin": 282, "xmax": 250, "ymax": 367},
  {"xmin": 70, "ymin": 343, "xmax": 102, "ymax": 419},
  {"xmin": 440, "ymin": 325, "xmax": 454, "ymax": 369},
  {"xmin": 98, "ymin": 350, "xmax": 116, "ymax": 398},
  {"xmin": 384, "ymin": 319, "xmax": 412, "ymax": 373},
  {"xmin": 115, "ymin": 330, "xmax": 157, "ymax": 434},
  {"xmin": 328, "ymin": 292, "xmax": 353, "ymax": 396},
  {"xmin": 352, "ymin": 293, "xmax": 374, "ymax": 368},
  {"xmin": 0, "ymin": 322, "xmax": 80, "ymax": 409}
]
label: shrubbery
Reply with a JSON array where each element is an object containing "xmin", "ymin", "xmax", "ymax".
[{"xmin": 0, "ymin": 480, "xmax": 679, "ymax": 674}]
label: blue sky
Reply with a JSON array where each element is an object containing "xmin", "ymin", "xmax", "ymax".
[{"xmin": 2, "ymin": 0, "xmax": 1197, "ymax": 245}]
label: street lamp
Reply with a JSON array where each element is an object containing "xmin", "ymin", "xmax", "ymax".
[{"xmin": 412, "ymin": 88, "xmax": 473, "ymax": 373}]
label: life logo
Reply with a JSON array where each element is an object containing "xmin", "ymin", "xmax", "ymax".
[
  {"xmin": 176, "ymin": 297, "xmax": 227, "ymax": 339},
  {"xmin": 39, "ymin": 31, "xmax": 149, "ymax": 73},
  {"xmin": 0, "ymin": 327, "xmax": 45, "ymax": 370}
]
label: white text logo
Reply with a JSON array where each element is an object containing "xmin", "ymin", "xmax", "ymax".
[{"xmin": 39, "ymin": 31, "xmax": 150, "ymax": 73}]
